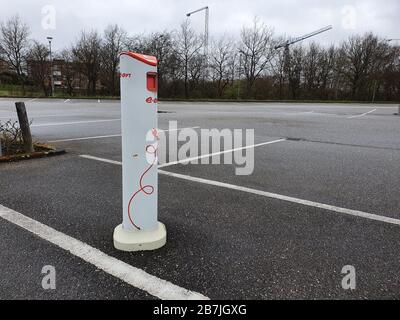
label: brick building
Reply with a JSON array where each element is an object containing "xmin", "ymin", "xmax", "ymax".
[
  {"xmin": 26, "ymin": 59, "xmax": 102, "ymax": 92},
  {"xmin": 0, "ymin": 58, "xmax": 12, "ymax": 74}
]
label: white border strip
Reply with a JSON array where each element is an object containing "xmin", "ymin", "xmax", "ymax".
[{"xmin": 0, "ymin": 204, "xmax": 209, "ymax": 300}]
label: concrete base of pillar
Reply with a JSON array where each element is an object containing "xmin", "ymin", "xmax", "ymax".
[{"xmin": 113, "ymin": 223, "xmax": 167, "ymax": 252}]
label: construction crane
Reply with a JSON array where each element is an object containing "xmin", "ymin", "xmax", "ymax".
[
  {"xmin": 275, "ymin": 25, "xmax": 333, "ymax": 50},
  {"xmin": 186, "ymin": 6, "xmax": 209, "ymax": 79},
  {"xmin": 275, "ymin": 25, "xmax": 333, "ymax": 73}
]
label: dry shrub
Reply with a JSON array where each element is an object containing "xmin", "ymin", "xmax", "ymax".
[{"xmin": 0, "ymin": 119, "xmax": 25, "ymax": 156}]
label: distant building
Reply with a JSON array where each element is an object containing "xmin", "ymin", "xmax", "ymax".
[
  {"xmin": 26, "ymin": 59, "xmax": 103, "ymax": 92},
  {"xmin": 0, "ymin": 58, "xmax": 12, "ymax": 73},
  {"xmin": 0, "ymin": 59, "xmax": 14, "ymax": 85}
]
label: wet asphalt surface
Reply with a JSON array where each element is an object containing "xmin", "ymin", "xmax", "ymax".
[{"xmin": 0, "ymin": 98, "xmax": 399, "ymax": 299}]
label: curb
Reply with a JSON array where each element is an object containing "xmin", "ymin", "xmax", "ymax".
[{"xmin": 0, "ymin": 148, "xmax": 66, "ymax": 163}]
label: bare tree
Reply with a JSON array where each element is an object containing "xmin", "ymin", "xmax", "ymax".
[
  {"xmin": 28, "ymin": 41, "xmax": 50, "ymax": 96},
  {"xmin": 101, "ymin": 24, "xmax": 127, "ymax": 95},
  {"xmin": 239, "ymin": 17, "xmax": 276, "ymax": 98},
  {"xmin": 210, "ymin": 36, "xmax": 236, "ymax": 98},
  {"xmin": 174, "ymin": 20, "xmax": 203, "ymax": 98},
  {"xmin": 270, "ymin": 43, "xmax": 287, "ymax": 99},
  {"xmin": 141, "ymin": 31, "xmax": 175, "ymax": 96},
  {"xmin": 287, "ymin": 45, "xmax": 303, "ymax": 99},
  {"xmin": 379, "ymin": 45, "xmax": 400, "ymax": 100},
  {"xmin": 316, "ymin": 45, "xmax": 336, "ymax": 99},
  {"xmin": 0, "ymin": 15, "xmax": 30, "ymax": 93},
  {"xmin": 72, "ymin": 30, "xmax": 102, "ymax": 95},
  {"xmin": 0, "ymin": 11, "xmax": 398, "ymax": 102},
  {"xmin": 337, "ymin": 33, "xmax": 384, "ymax": 99},
  {"xmin": 303, "ymin": 43, "xmax": 320, "ymax": 96},
  {"xmin": 368, "ymin": 41, "xmax": 396, "ymax": 101},
  {"xmin": 188, "ymin": 54, "xmax": 205, "ymax": 96},
  {"xmin": 58, "ymin": 48, "xmax": 76, "ymax": 96},
  {"xmin": 125, "ymin": 33, "xmax": 147, "ymax": 53}
]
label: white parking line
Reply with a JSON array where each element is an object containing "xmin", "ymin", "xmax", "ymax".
[
  {"xmin": 79, "ymin": 154, "xmax": 400, "ymax": 227},
  {"xmin": 31, "ymin": 119, "xmax": 121, "ymax": 127},
  {"xmin": 0, "ymin": 204, "xmax": 209, "ymax": 300},
  {"xmin": 80, "ymin": 155, "xmax": 122, "ymax": 165},
  {"xmin": 158, "ymin": 170, "xmax": 400, "ymax": 227},
  {"xmin": 347, "ymin": 109, "xmax": 377, "ymax": 119},
  {"xmin": 279, "ymin": 111, "xmax": 315, "ymax": 116},
  {"xmin": 50, "ymin": 134, "xmax": 122, "ymax": 143},
  {"xmin": 79, "ymin": 139, "xmax": 286, "ymax": 167},
  {"xmin": 165, "ymin": 126, "xmax": 200, "ymax": 132},
  {"xmin": 48, "ymin": 127, "xmax": 201, "ymax": 143},
  {"xmin": 158, "ymin": 139, "xmax": 287, "ymax": 168},
  {"xmin": 64, "ymin": 99, "xmax": 70, "ymax": 103},
  {"xmin": 2, "ymin": 113, "xmax": 88, "ymax": 119}
]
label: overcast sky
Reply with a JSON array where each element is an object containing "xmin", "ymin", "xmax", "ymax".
[{"xmin": 1, "ymin": 0, "xmax": 399, "ymax": 51}]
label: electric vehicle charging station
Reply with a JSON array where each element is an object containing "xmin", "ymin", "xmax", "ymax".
[{"xmin": 113, "ymin": 52, "xmax": 167, "ymax": 252}]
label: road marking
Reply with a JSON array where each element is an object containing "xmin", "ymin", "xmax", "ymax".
[
  {"xmin": 311, "ymin": 106, "xmax": 393, "ymax": 109},
  {"xmin": 31, "ymin": 119, "xmax": 121, "ymax": 127},
  {"xmin": 279, "ymin": 111, "xmax": 314, "ymax": 116},
  {"xmin": 28, "ymin": 98, "xmax": 38, "ymax": 102},
  {"xmin": 0, "ymin": 204, "xmax": 209, "ymax": 300},
  {"xmin": 158, "ymin": 139, "xmax": 287, "ymax": 168},
  {"xmin": 80, "ymin": 155, "xmax": 122, "ymax": 165},
  {"xmin": 80, "ymin": 155, "xmax": 400, "ymax": 227},
  {"xmin": 79, "ymin": 139, "xmax": 286, "ymax": 168},
  {"xmin": 158, "ymin": 170, "xmax": 400, "ymax": 226},
  {"xmin": 64, "ymin": 99, "xmax": 70, "ymax": 103},
  {"xmin": 165, "ymin": 126, "xmax": 200, "ymax": 132},
  {"xmin": 347, "ymin": 109, "xmax": 377, "ymax": 119},
  {"xmin": 2, "ymin": 113, "xmax": 91, "ymax": 119},
  {"xmin": 50, "ymin": 134, "xmax": 122, "ymax": 143},
  {"xmin": 48, "ymin": 127, "xmax": 201, "ymax": 143}
]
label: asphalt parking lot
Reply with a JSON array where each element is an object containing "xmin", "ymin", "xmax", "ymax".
[{"xmin": 1, "ymin": 97, "xmax": 400, "ymax": 300}]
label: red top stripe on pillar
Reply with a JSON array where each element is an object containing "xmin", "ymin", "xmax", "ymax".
[{"xmin": 120, "ymin": 52, "xmax": 157, "ymax": 66}]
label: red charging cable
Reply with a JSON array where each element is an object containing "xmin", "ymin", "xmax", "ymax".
[{"xmin": 127, "ymin": 129, "xmax": 158, "ymax": 230}]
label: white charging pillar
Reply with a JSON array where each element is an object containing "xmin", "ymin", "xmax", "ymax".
[{"xmin": 113, "ymin": 52, "xmax": 166, "ymax": 252}]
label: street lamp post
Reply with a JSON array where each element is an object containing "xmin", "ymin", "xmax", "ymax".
[
  {"xmin": 47, "ymin": 37, "xmax": 54, "ymax": 97},
  {"xmin": 386, "ymin": 39, "xmax": 400, "ymax": 114},
  {"xmin": 237, "ymin": 51, "xmax": 242, "ymax": 100},
  {"xmin": 186, "ymin": 6, "xmax": 209, "ymax": 80}
]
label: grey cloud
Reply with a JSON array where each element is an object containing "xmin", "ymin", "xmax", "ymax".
[{"xmin": 0, "ymin": 0, "xmax": 398, "ymax": 51}]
